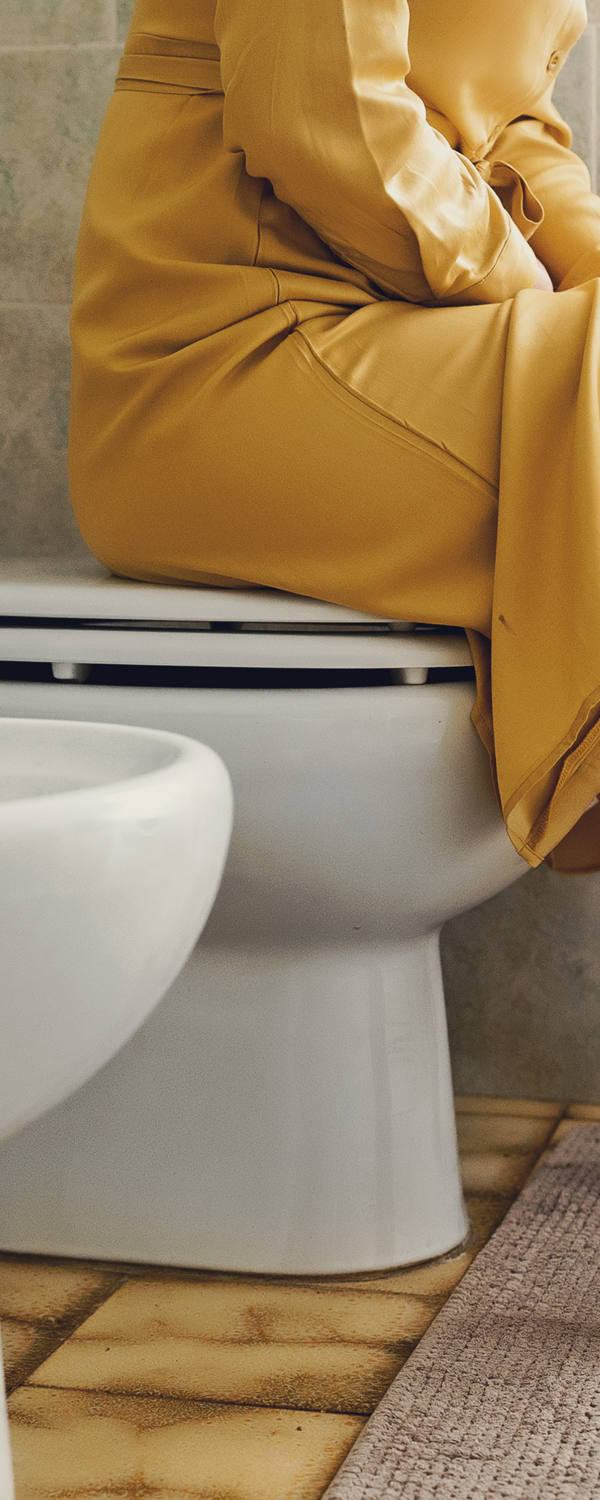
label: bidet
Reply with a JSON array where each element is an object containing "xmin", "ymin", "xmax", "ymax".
[{"xmin": 0, "ymin": 717, "xmax": 233, "ymax": 1496}]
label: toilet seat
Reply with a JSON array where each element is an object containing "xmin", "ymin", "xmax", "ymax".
[{"xmin": 0, "ymin": 555, "xmax": 472, "ymax": 675}]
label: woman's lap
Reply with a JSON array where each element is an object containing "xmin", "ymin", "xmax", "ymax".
[
  {"xmin": 69, "ymin": 192, "xmax": 600, "ymax": 871},
  {"xmin": 76, "ymin": 297, "xmax": 510, "ymax": 639}
]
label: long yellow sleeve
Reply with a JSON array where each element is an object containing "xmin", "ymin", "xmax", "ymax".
[
  {"xmin": 213, "ymin": 0, "xmax": 542, "ymax": 306},
  {"xmin": 490, "ymin": 86, "xmax": 600, "ymax": 291}
]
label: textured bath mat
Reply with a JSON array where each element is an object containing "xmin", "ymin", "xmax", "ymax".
[{"xmin": 322, "ymin": 1122, "xmax": 600, "ymax": 1499}]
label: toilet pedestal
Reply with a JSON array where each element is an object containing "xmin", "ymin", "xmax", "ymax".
[{"xmin": 0, "ymin": 930, "xmax": 468, "ymax": 1275}]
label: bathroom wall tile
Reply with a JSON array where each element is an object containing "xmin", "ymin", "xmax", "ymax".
[
  {"xmin": 8, "ymin": 1385, "xmax": 364, "ymax": 1500},
  {"xmin": 0, "ymin": 46, "xmax": 121, "ymax": 304},
  {"xmin": 553, "ymin": 24, "xmax": 597, "ymax": 184},
  {"xmin": 26, "ymin": 1278, "xmax": 440, "ymax": 1414},
  {"xmin": 2, "ymin": 0, "xmax": 113, "ymax": 46},
  {"xmin": 0, "ymin": 303, "xmax": 91, "ymax": 558},
  {"xmin": 117, "ymin": 0, "xmax": 136, "ymax": 42},
  {"xmin": 442, "ymin": 863, "xmax": 600, "ymax": 1104}
]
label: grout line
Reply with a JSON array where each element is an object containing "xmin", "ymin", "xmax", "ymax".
[
  {"xmin": 5, "ymin": 1271, "xmax": 129, "ymax": 1395},
  {"xmin": 18, "ymin": 1381, "xmax": 381, "ymax": 1418}
]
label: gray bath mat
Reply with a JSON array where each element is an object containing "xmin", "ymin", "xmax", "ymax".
[{"xmin": 323, "ymin": 1121, "xmax": 600, "ymax": 1499}]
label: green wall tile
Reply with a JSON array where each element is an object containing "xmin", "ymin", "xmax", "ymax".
[
  {"xmin": 0, "ymin": 304, "xmax": 90, "ymax": 558},
  {"xmin": 3, "ymin": 0, "xmax": 114, "ymax": 47},
  {"xmin": 117, "ymin": 0, "xmax": 135, "ymax": 42},
  {"xmin": 0, "ymin": 47, "xmax": 121, "ymax": 303}
]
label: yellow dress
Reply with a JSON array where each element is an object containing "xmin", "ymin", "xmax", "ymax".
[{"xmin": 68, "ymin": 0, "xmax": 600, "ymax": 874}]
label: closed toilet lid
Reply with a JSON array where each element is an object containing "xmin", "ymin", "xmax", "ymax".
[
  {"xmin": 0, "ymin": 555, "xmax": 473, "ymax": 672},
  {"xmin": 0, "ymin": 554, "xmax": 420, "ymax": 624}
]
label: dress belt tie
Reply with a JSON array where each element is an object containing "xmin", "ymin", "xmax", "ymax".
[
  {"xmin": 114, "ymin": 36, "xmax": 544, "ymax": 245},
  {"xmin": 473, "ymin": 157, "xmax": 544, "ymax": 240},
  {"xmin": 115, "ymin": 32, "xmax": 223, "ymax": 94}
]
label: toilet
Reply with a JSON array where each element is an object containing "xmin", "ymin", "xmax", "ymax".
[{"xmin": 0, "ymin": 554, "xmax": 525, "ymax": 1275}]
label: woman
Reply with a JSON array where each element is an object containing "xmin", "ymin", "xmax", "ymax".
[{"xmin": 68, "ymin": 0, "xmax": 600, "ymax": 872}]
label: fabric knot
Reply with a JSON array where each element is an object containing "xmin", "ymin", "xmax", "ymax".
[{"xmin": 473, "ymin": 157, "xmax": 544, "ymax": 240}]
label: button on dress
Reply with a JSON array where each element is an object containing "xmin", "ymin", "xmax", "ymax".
[{"xmin": 68, "ymin": 0, "xmax": 600, "ymax": 872}]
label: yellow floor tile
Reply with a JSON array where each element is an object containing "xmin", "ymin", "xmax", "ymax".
[
  {"xmin": 454, "ymin": 1096, "xmax": 564, "ymax": 1117},
  {"xmin": 546, "ymin": 1118, "xmax": 581, "ymax": 1142},
  {"xmin": 0, "ymin": 1255, "xmax": 120, "ymax": 1326},
  {"xmin": 455, "ymin": 1110, "xmax": 557, "ymax": 1197},
  {"xmin": 1, "ymin": 1319, "xmax": 59, "ymax": 1392},
  {"xmin": 317, "ymin": 1244, "xmax": 474, "ymax": 1298},
  {"xmin": 462, "ymin": 1193, "xmax": 514, "ymax": 1249},
  {"xmin": 459, "ymin": 1149, "xmax": 543, "ymax": 1196},
  {"xmin": 519, "ymin": 1117, "xmax": 584, "ymax": 1180},
  {"xmin": 0, "ymin": 1255, "xmax": 122, "ymax": 1393},
  {"xmin": 1, "ymin": 1093, "xmax": 565, "ymax": 1498},
  {"xmin": 456, "ymin": 1112, "xmax": 556, "ymax": 1155},
  {"xmin": 9, "ymin": 1385, "xmax": 363, "ymax": 1500},
  {"xmin": 27, "ymin": 1278, "xmax": 440, "ymax": 1413}
]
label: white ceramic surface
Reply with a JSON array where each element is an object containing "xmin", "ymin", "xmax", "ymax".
[
  {"xmin": 0, "ymin": 717, "xmax": 233, "ymax": 1139},
  {"xmin": 0, "ymin": 717, "xmax": 233, "ymax": 1495},
  {"xmin": 0, "ymin": 679, "xmax": 526, "ymax": 1277}
]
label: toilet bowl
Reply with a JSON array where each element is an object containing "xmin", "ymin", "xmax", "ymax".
[
  {"xmin": 0, "ymin": 555, "xmax": 526, "ymax": 1275},
  {"xmin": 0, "ymin": 712, "xmax": 233, "ymax": 1499}
]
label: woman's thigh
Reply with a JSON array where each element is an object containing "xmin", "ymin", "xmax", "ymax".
[{"xmin": 83, "ymin": 296, "xmax": 513, "ymax": 638}]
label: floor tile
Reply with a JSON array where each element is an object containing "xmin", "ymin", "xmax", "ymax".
[
  {"xmin": 453, "ymin": 1096, "xmax": 564, "ymax": 1117},
  {"xmin": 455, "ymin": 1112, "xmax": 557, "ymax": 1155},
  {"xmin": 462, "ymin": 1193, "xmax": 515, "ymax": 1248},
  {"xmin": 315, "ymin": 1244, "xmax": 475, "ymax": 1298},
  {"xmin": 0, "ymin": 1254, "xmax": 121, "ymax": 1325},
  {"xmin": 0, "ymin": 1254, "xmax": 122, "ymax": 1392},
  {"xmin": 26, "ymin": 1278, "xmax": 440, "ymax": 1413},
  {"xmin": 522, "ymin": 1116, "xmax": 583, "ymax": 1177},
  {"xmin": 2, "ymin": 1094, "xmax": 560, "ymax": 1496},
  {"xmin": 8, "ymin": 1385, "xmax": 364, "ymax": 1500},
  {"xmin": 456, "ymin": 1110, "xmax": 558, "ymax": 1197},
  {"xmin": 1, "ymin": 1319, "xmax": 57, "ymax": 1392},
  {"xmin": 543, "ymin": 1118, "xmax": 580, "ymax": 1143},
  {"xmin": 459, "ymin": 1148, "xmax": 543, "ymax": 1196}
]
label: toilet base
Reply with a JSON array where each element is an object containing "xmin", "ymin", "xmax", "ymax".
[{"xmin": 0, "ymin": 931, "xmax": 468, "ymax": 1274}]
